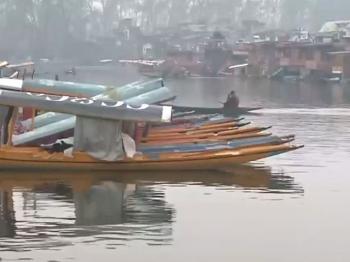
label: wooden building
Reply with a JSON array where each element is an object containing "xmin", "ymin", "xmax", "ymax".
[
  {"xmin": 328, "ymin": 51, "xmax": 350, "ymax": 82},
  {"xmin": 278, "ymin": 43, "xmax": 335, "ymax": 79},
  {"xmin": 246, "ymin": 42, "xmax": 280, "ymax": 77},
  {"xmin": 246, "ymin": 40, "xmax": 350, "ymax": 80}
]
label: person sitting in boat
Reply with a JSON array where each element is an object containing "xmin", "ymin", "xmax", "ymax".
[{"xmin": 224, "ymin": 91, "xmax": 239, "ymax": 110}]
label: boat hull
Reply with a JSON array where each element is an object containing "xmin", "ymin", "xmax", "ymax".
[
  {"xmin": 139, "ymin": 135, "xmax": 294, "ymax": 154},
  {"xmin": 0, "ymin": 145, "xmax": 301, "ymax": 171},
  {"xmin": 170, "ymin": 105, "xmax": 262, "ymax": 116}
]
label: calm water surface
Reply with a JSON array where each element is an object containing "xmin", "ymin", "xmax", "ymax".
[{"xmin": 1, "ymin": 68, "xmax": 350, "ymax": 261}]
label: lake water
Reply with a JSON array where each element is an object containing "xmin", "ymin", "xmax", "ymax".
[{"xmin": 1, "ymin": 67, "xmax": 350, "ymax": 261}]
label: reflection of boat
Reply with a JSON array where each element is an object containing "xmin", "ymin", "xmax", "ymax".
[
  {"xmin": 0, "ymin": 190, "xmax": 14, "ymax": 238},
  {"xmin": 0, "ymin": 171, "xmax": 174, "ymax": 243},
  {"xmin": 0, "ymin": 166, "xmax": 303, "ymax": 246},
  {"xmin": 0, "ymin": 166, "xmax": 303, "ymax": 193}
]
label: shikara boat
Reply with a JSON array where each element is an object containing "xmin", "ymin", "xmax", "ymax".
[
  {"xmin": 141, "ymin": 126, "xmax": 271, "ymax": 143},
  {"xmin": 149, "ymin": 115, "xmax": 242, "ymax": 129},
  {"xmin": 147, "ymin": 118, "xmax": 248, "ymax": 134},
  {"xmin": 0, "ymin": 89, "xmax": 302, "ymax": 171},
  {"xmin": 0, "ymin": 144, "xmax": 301, "ymax": 171},
  {"xmin": 140, "ymin": 131, "xmax": 272, "ymax": 146},
  {"xmin": 169, "ymin": 105, "xmax": 262, "ymax": 116},
  {"xmin": 138, "ymin": 135, "xmax": 295, "ymax": 154}
]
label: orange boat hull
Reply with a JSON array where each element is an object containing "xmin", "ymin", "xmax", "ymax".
[{"xmin": 0, "ymin": 144, "xmax": 302, "ymax": 171}]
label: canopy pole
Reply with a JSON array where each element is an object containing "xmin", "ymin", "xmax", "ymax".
[
  {"xmin": 30, "ymin": 109, "xmax": 36, "ymax": 131},
  {"xmin": 6, "ymin": 108, "xmax": 18, "ymax": 147}
]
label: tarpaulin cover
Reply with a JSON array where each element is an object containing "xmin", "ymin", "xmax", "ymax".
[{"xmin": 73, "ymin": 117, "xmax": 125, "ymax": 161}]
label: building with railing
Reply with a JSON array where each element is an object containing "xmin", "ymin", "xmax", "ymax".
[{"xmin": 245, "ymin": 27, "xmax": 350, "ymax": 81}]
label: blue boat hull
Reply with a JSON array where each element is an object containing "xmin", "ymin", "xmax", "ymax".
[{"xmin": 138, "ymin": 136, "xmax": 292, "ymax": 154}]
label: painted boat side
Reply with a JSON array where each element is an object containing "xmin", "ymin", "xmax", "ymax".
[
  {"xmin": 0, "ymin": 144, "xmax": 302, "ymax": 171},
  {"xmin": 148, "ymin": 120, "xmax": 244, "ymax": 135},
  {"xmin": 142, "ymin": 127, "xmax": 271, "ymax": 142},
  {"xmin": 140, "ymin": 132, "xmax": 272, "ymax": 146},
  {"xmin": 139, "ymin": 136, "xmax": 291, "ymax": 154}
]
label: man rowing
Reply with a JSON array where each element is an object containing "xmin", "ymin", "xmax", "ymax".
[{"xmin": 224, "ymin": 91, "xmax": 239, "ymax": 110}]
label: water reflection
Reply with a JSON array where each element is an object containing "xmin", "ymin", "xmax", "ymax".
[
  {"xmin": 0, "ymin": 166, "xmax": 303, "ymax": 252},
  {"xmin": 167, "ymin": 77, "xmax": 350, "ymax": 108},
  {"xmin": 0, "ymin": 191, "xmax": 15, "ymax": 238}
]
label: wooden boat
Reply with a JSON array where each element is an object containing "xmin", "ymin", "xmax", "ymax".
[
  {"xmin": 148, "ymin": 123, "xmax": 251, "ymax": 137},
  {"xmin": 169, "ymin": 105, "xmax": 262, "ymax": 116},
  {"xmin": 148, "ymin": 119, "xmax": 246, "ymax": 135},
  {"xmin": 0, "ymin": 144, "xmax": 302, "ymax": 171},
  {"xmin": 147, "ymin": 121, "xmax": 249, "ymax": 135},
  {"xmin": 0, "ymin": 88, "xmax": 302, "ymax": 171},
  {"xmin": 139, "ymin": 135, "xmax": 295, "ymax": 154},
  {"xmin": 141, "ymin": 126, "xmax": 271, "ymax": 142},
  {"xmin": 140, "ymin": 132, "xmax": 272, "ymax": 146}
]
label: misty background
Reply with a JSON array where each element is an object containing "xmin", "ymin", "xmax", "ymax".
[{"xmin": 1, "ymin": 0, "xmax": 349, "ymax": 61}]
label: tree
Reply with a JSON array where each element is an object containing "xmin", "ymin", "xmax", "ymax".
[
  {"xmin": 280, "ymin": 0, "xmax": 312, "ymax": 29},
  {"xmin": 311, "ymin": 0, "xmax": 350, "ymax": 30}
]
